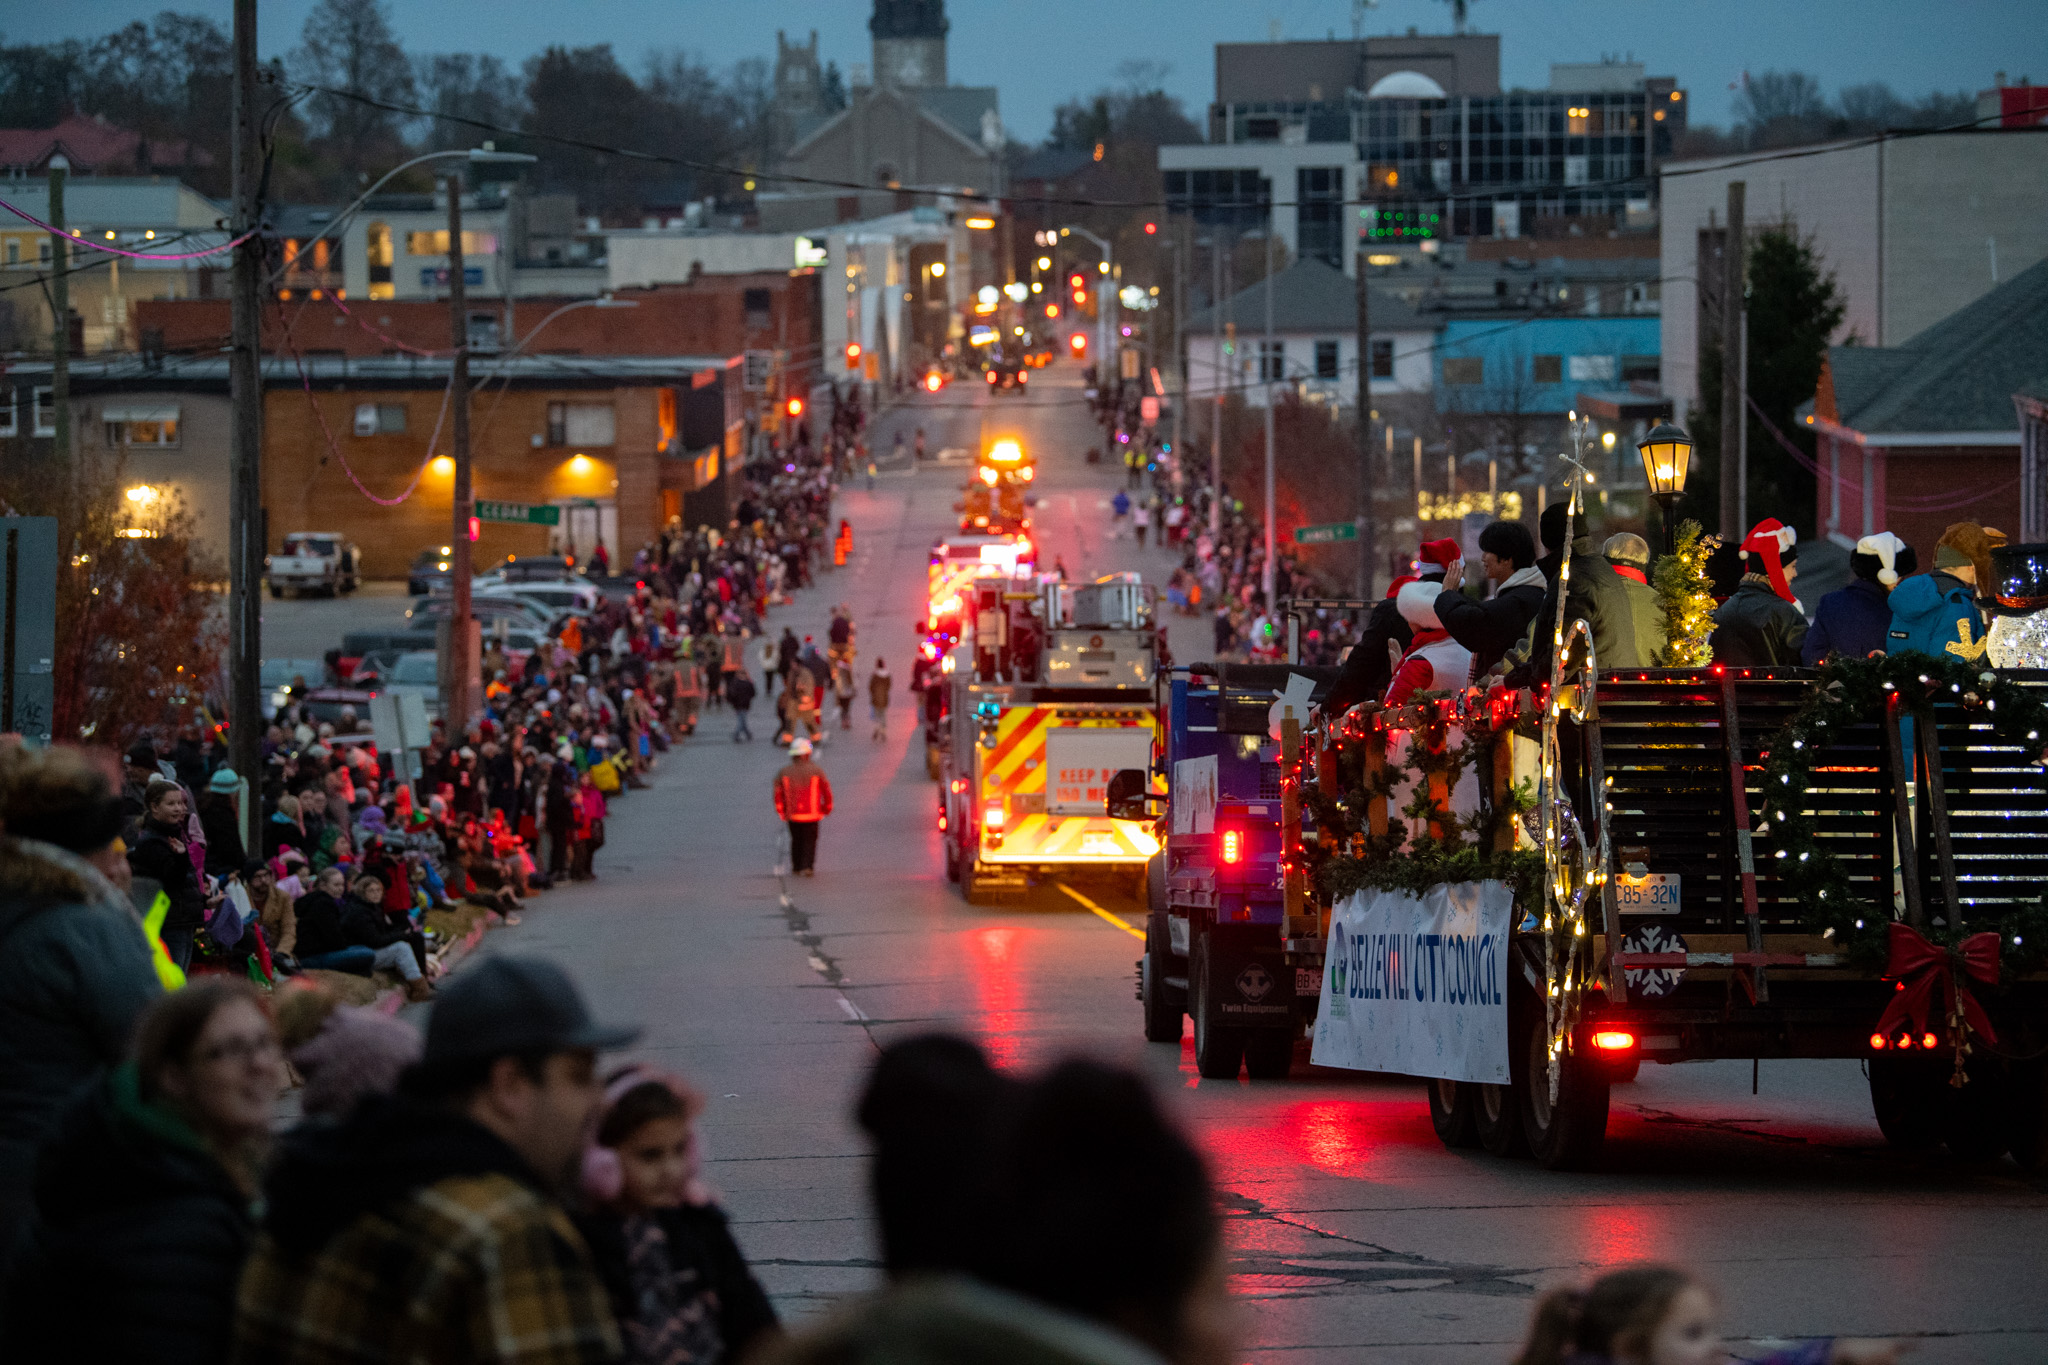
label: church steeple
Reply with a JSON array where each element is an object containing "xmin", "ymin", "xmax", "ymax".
[{"xmin": 870, "ymin": 0, "xmax": 948, "ymax": 88}]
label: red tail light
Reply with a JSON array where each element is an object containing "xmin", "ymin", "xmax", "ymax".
[
  {"xmin": 1219, "ymin": 828, "xmax": 1243, "ymax": 864},
  {"xmin": 1591, "ymin": 1029, "xmax": 1637, "ymax": 1052},
  {"xmin": 986, "ymin": 370, "xmax": 997, "ymax": 384},
  {"xmin": 938, "ymin": 813, "xmax": 948, "ymax": 831}
]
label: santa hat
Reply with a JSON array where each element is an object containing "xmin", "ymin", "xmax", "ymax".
[
  {"xmin": 1740, "ymin": 519, "xmax": 1799, "ymax": 602},
  {"xmin": 1396, "ymin": 580, "xmax": 1445, "ymax": 630},
  {"xmin": 1418, "ymin": 539, "xmax": 1460, "ymax": 575},
  {"xmin": 1854, "ymin": 532, "xmax": 1907, "ymax": 587}
]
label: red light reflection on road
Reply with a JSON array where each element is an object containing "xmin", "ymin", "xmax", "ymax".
[
  {"xmin": 1586, "ymin": 1205, "xmax": 1660, "ymax": 1266},
  {"xmin": 968, "ymin": 926, "xmax": 1026, "ymax": 1069},
  {"xmin": 1195, "ymin": 1099, "xmax": 1425, "ymax": 1184}
]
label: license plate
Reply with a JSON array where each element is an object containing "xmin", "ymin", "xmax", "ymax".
[
  {"xmin": 1295, "ymin": 967, "xmax": 1321, "ymax": 996},
  {"xmin": 1617, "ymin": 873, "xmax": 1681, "ymax": 914}
]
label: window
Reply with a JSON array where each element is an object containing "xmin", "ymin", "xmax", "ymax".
[
  {"xmin": 4, "ymin": 239, "xmax": 15, "ymax": 265},
  {"xmin": 0, "ymin": 390, "xmax": 14, "ymax": 436},
  {"xmin": 466, "ymin": 312, "xmax": 502, "ymax": 354},
  {"xmin": 547, "ymin": 402, "xmax": 614, "ymax": 446},
  {"xmin": 1532, "ymin": 354, "xmax": 1563, "ymax": 385},
  {"xmin": 1296, "ymin": 167, "xmax": 1344, "ymax": 266},
  {"xmin": 404, "ymin": 230, "xmax": 500, "ymax": 256},
  {"xmin": 32, "ymin": 386, "xmax": 55, "ymax": 436},
  {"xmin": 366, "ymin": 222, "xmax": 394, "ymax": 301},
  {"xmin": 1314, "ymin": 340, "xmax": 1340, "ymax": 380},
  {"xmin": 38, "ymin": 238, "xmax": 51, "ymax": 265},
  {"xmin": 1568, "ymin": 355, "xmax": 1617, "ymax": 382},
  {"xmin": 743, "ymin": 288, "xmax": 772, "ymax": 328},
  {"xmin": 1257, "ymin": 340, "xmax": 1285, "ymax": 383},
  {"xmin": 353, "ymin": 403, "xmax": 407, "ymax": 436},
  {"xmin": 1621, "ymin": 354, "xmax": 1661, "ymax": 383},
  {"xmin": 1564, "ymin": 155, "xmax": 1589, "ymax": 187},
  {"xmin": 1370, "ymin": 339, "xmax": 1393, "ymax": 379},
  {"xmin": 101, "ymin": 404, "xmax": 181, "ymax": 447},
  {"xmin": 1443, "ymin": 356, "xmax": 1484, "ymax": 386}
]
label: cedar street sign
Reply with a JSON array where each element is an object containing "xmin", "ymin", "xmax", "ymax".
[
  {"xmin": 475, "ymin": 500, "xmax": 561, "ymax": 527},
  {"xmin": 1293, "ymin": 521, "xmax": 1360, "ymax": 545}
]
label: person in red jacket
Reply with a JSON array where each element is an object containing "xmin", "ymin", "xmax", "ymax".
[{"xmin": 773, "ymin": 738, "xmax": 834, "ymax": 877}]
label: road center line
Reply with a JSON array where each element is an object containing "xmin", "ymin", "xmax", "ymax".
[{"xmin": 1056, "ymin": 883, "xmax": 1145, "ymax": 939}]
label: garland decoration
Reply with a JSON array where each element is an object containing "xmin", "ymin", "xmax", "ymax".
[
  {"xmin": 1303, "ymin": 692, "xmax": 1541, "ymax": 912},
  {"xmin": 1653, "ymin": 520, "xmax": 1719, "ymax": 667},
  {"xmin": 1756, "ymin": 651, "xmax": 2048, "ymax": 982}
]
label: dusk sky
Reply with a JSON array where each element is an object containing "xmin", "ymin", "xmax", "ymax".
[{"xmin": 14, "ymin": 0, "xmax": 2042, "ymax": 142}]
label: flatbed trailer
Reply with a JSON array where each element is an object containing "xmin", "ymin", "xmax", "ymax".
[{"xmin": 1302, "ymin": 661, "xmax": 2048, "ymax": 1170}]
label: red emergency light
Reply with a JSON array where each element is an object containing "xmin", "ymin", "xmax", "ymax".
[{"xmin": 1219, "ymin": 828, "xmax": 1243, "ymax": 864}]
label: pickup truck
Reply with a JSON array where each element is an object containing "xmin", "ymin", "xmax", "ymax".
[{"xmin": 268, "ymin": 532, "xmax": 362, "ymax": 598}]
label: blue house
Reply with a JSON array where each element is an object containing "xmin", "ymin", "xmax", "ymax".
[{"xmin": 1434, "ymin": 315, "xmax": 1661, "ymax": 416}]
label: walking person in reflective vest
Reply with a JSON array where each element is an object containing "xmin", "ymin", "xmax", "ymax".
[{"xmin": 774, "ymin": 739, "xmax": 834, "ymax": 877}]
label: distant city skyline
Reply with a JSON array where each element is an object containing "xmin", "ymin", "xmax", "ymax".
[{"xmin": 11, "ymin": 0, "xmax": 2036, "ymax": 144}]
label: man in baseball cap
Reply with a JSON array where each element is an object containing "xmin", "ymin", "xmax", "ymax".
[{"xmin": 236, "ymin": 956, "xmax": 638, "ymax": 1362}]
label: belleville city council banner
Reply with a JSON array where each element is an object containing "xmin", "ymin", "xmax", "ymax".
[{"xmin": 1310, "ymin": 880, "xmax": 1511, "ymax": 1084}]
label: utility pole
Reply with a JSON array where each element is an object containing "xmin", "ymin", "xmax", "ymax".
[
  {"xmin": 1210, "ymin": 233, "xmax": 1223, "ymax": 538},
  {"xmin": 227, "ymin": 0, "xmax": 262, "ymax": 811},
  {"xmin": 47, "ymin": 156, "xmax": 68, "ymax": 464},
  {"xmin": 1173, "ymin": 218, "xmax": 1186, "ymax": 496},
  {"xmin": 442, "ymin": 170, "xmax": 478, "ymax": 734},
  {"xmin": 1718, "ymin": 180, "xmax": 1745, "ymax": 541},
  {"xmin": 1354, "ymin": 250, "xmax": 1374, "ymax": 597},
  {"xmin": 1260, "ymin": 229, "xmax": 1276, "ymax": 607}
]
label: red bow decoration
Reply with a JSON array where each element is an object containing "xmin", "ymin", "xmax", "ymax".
[{"xmin": 1876, "ymin": 923, "xmax": 2000, "ymax": 1084}]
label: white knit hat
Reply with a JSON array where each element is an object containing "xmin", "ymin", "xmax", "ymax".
[{"xmin": 1855, "ymin": 532, "xmax": 1906, "ymax": 587}]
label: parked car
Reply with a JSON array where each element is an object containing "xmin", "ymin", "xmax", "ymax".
[
  {"xmin": 295, "ymin": 687, "xmax": 378, "ymax": 730},
  {"xmin": 261, "ymin": 657, "xmax": 329, "ymax": 720},
  {"xmin": 487, "ymin": 554, "xmax": 583, "ymax": 584},
  {"xmin": 379, "ymin": 650, "xmax": 443, "ymax": 718},
  {"xmin": 404, "ymin": 592, "xmax": 553, "ymax": 632},
  {"xmin": 482, "ymin": 579, "xmax": 603, "ymax": 618},
  {"xmin": 267, "ymin": 532, "xmax": 361, "ymax": 598},
  {"xmin": 408, "ymin": 545, "xmax": 454, "ymax": 595}
]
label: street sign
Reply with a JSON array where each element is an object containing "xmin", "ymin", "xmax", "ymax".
[
  {"xmin": 1293, "ymin": 521, "xmax": 1359, "ymax": 545},
  {"xmin": 475, "ymin": 499, "xmax": 561, "ymax": 527}
]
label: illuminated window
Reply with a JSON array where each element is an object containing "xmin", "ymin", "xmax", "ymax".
[
  {"xmin": 405, "ymin": 230, "xmax": 500, "ymax": 256},
  {"xmin": 1367, "ymin": 163, "xmax": 1401, "ymax": 192},
  {"xmin": 102, "ymin": 404, "xmax": 181, "ymax": 447},
  {"xmin": 366, "ymin": 222, "xmax": 394, "ymax": 300},
  {"xmin": 546, "ymin": 402, "xmax": 614, "ymax": 447}
]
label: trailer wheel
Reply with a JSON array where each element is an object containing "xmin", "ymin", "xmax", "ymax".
[
  {"xmin": 1428, "ymin": 1079, "xmax": 1480, "ymax": 1148},
  {"xmin": 1190, "ymin": 934, "xmax": 1245, "ymax": 1080},
  {"xmin": 1244, "ymin": 1029, "xmax": 1293, "ymax": 1080},
  {"xmin": 1867, "ymin": 1055, "xmax": 1943, "ymax": 1152},
  {"xmin": 1475, "ymin": 1082, "xmax": 1525, "ymax": 1156},
  {"xmin": 925, "ymin": 745, "xmax": 943, "ymax": 781},
  {"xmin": 2005, "ymin": 1060, "xmax": 2048, "ymax": 1172},
  {"xmin": 1942, "ymin": 1055, "xmax": 2012, "ymax": 1162},
  {"xmin": 1140, "ymin": 913, "xmax": 1185, "ymax": 1043},
  {"xmin": 944, "ymin": 832, "xmax": 960, "ymax": 883},
  {"xmin": 1146, "ymin": 852, "xmax": 1166, "ymax": 912},
  {"xmin": 1520, "ymin": 1021, "xmax": 1610, "ymax": 1170}
]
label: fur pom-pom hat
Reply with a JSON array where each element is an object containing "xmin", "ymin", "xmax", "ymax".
[
  {"xmin": 1854, "ymin": 532, "xmax": 1908, "ymax": 587},
  {"xmin": 1740, "ymin": 519, "xmax": 1800, "ymax": 602},
  {"xmin": 1397, "ymin": 579, "xmax": 1445, "ymax": 630}
]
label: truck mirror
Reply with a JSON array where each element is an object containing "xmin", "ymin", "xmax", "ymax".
[{"xmin": 1105, "ymin": 767, "xmax": 1150, "ymax": 821}]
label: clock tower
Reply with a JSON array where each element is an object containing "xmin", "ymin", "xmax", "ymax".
[{"xmin": 870, "ymin": 0, "xmax": 947, "ymax": 89}]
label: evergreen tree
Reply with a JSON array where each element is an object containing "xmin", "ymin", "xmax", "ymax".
[{"xmin": 1682, "ymin": 227, "xmax": 1845, "ymax": 537}]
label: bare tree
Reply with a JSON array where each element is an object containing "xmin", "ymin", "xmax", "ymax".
[
  {"xmin": 289, "ymin": 0, "xmax": 419, "ymax": 184},
  {"xmin": 415, "ymin": 53, "xmax": 523, "ymax": 152}
]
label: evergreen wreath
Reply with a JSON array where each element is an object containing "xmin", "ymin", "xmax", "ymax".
[
  {"xmin": 1302, "ymin": 693, "xmax": 1542, "ymax": 910},
  {"xmin": 1757, "ymin": 652, "xmax": 2048, "ymax": 978}
]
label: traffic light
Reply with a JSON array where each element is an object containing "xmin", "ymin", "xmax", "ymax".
[
  {"xmin": 785, "ymin": 396, "xmax": 805, "ymax": 418},
  {"xmin": 844, "ymin": 342, "xmax": 862, "ymax": 369}
]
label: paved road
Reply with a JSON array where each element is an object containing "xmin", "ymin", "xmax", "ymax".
[{"xmin": 411, "ymin": 365, "xmax": 2046, "ymax": 1364}]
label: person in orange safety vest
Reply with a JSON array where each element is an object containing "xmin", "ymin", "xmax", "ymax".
[{"xmin": 773, "ymin": 738, "xmax": 833, "ymax": 876}]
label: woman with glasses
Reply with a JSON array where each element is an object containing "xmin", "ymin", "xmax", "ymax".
[{"xmin": 6, "ymin": 979, "xmax": 286, "ymax": 1360}]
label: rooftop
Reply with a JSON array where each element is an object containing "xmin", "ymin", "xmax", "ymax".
[
  {"xmin": 1184, "ymin": 257, "xmax": 1434, "ymax": 333},
  {"xmin": 1817, "ymin": 254, "xmax": 2048, "ymax": 436}
]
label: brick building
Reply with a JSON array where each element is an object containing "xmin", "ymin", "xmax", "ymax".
[
  {"xmin": 262, "ymin": 355, "xmax": 743, "ymax": 578},
  {"xmin": 1807, "ymin": 255, "xmax": 2048, "ymax": 555}
]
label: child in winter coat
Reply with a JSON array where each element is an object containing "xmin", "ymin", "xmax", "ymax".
[
  {"xmin": 1384, "ymin": 581, "xmax": 1475, "ymax": 705},
  {"xmin": 573, "ymin": 1067, "xmax": 780, "ymax": 1365}
]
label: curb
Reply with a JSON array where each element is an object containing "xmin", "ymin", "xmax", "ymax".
[{"xmin": 372, "ymin": 912, "xmax": 491, "ymax": 1016}]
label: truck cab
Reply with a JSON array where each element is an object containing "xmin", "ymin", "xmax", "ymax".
[
  {"xmin": 268, "ymin": 531, "xmax": 361, "ymax": 598},
  {"xmin": 1139, "ymin": 663, "xmax": 1337, "ymax": 1079}
]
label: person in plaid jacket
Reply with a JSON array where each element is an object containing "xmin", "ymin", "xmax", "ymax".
[{"xmin": 233, "ymin": 957, "xmax": 639, "ymax": 1364}]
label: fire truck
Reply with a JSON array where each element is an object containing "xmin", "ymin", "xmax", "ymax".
[
  {"xmin": 939, "ymin": 575, "xmax": 1162, "ymax": 902},
  {"xmin": 957, "ymin": 435, "xmax": 1035, "ymax": 536}
]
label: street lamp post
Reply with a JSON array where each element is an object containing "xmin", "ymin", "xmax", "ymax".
[{"xmin": 1636, "ymin": 422, "xmax": 1696, "ymax": 556}]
